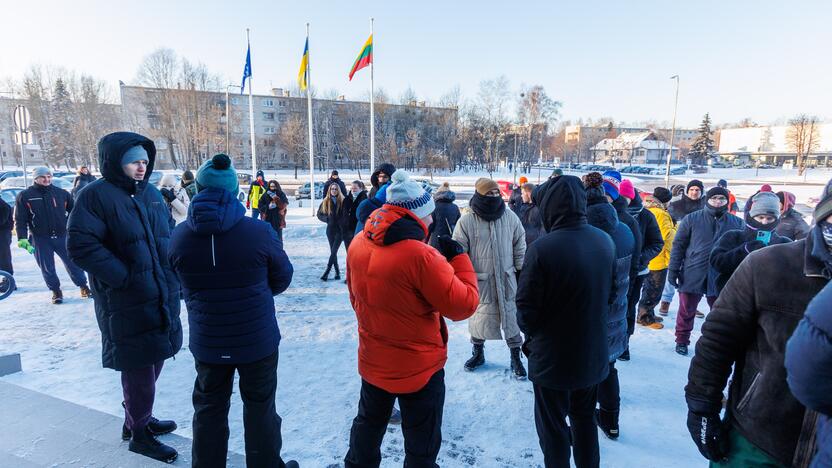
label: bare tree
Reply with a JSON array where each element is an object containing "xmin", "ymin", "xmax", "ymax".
[
  {"xmin": 277, "ymin": 114, "xmax": 308, "ymax": 179},
  {"xmin": 786, "ymin": 114, "xmax": 821, "ymax": 175}
]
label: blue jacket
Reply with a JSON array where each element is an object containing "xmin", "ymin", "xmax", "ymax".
[
  {"xmin": 169, "ymin": 187, "xmax": 293, "ymax": 365},
  {"xmin": 669, "ymin": 206, "xmax": 744, "ymax": 296},
  {"xmin": 588, "ymin": 202, "xmax": 634, "ymax": 362},
  {"xmin": 67, "ymin": 132, "xmax": 182, "ymax": 371},
  {"xmin": 354, "ymin": 183, "xmax": 389, "ymax": 235},
  {"xmin": 786, "ymin": 281, "xmax": 832, "ymax": 468}
]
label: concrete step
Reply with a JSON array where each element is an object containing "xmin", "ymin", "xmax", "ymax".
[{"xmin": 0, "ymin": 380, "xmax": 245, "ymax": 467}]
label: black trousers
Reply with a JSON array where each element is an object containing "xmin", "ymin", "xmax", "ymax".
[
  {"xmin": 325, "ymin": 225, "xmax": 343, "ymax": 275},
  {"xmin": 345, "ymin": 369, "xmax": 445, "ymax": 468},
  {"xmin": 0, "ymin": 230, "xmax": 12, "ymax": 275},
  {"xmin": 192, "ymin": 351, "xmax": 289, "ymax": 468},
  {"xmin": 533, "ymin": 384, "xmax": 599, "ymax": 468},
  {"xmin": 596, "ymin": 361, "xmax": 619, "ymax": 413},
  {"xmin": 625, "ymin": 274, "xmax": 646, "ymax": 336},
  {"xmin": 638, "ymin": 269, "xmax": 667, "ymax": 320}
]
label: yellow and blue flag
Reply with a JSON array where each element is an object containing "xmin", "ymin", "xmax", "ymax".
[{"xmin": 298, "ymin": 38, "xmax": 309, "ymax": 90}]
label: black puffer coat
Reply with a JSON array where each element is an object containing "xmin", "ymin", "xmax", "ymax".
[
  {"xmin": 517, "ymin": 176, "xmax": 614, "ymax": 390},
  {"xmin": 710, "ymin": 225, "xmax": 791, "ymax": 294},
  {"xmin": 67, "ymin": 132, "xmax": 182, "ymax": 371},
  {"xmin": 612, "ymin": 196, "xmax": 642, "ymax": 279},
  {"xmin": 428, "ymin": 190, "xmax": 461, "ymax": 248},
  {"xmin": 628, "ymin": 191, "xmax": 664, "ymax": 273},
  {"xmin": 14, "ymin": 183, "xmax": 74, "ymax": 239},
  {"xmin": 669, "ymin": 194, "xmax": 704, "ymax": 223},
  {"xmin": 686, "ymin": 227, "xmax": 828, "ymax": 467}
]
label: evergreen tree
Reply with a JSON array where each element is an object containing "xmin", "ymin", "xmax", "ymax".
[
  {"xmin": 45, "ymin": 78, "xmax": 78, "ymax": 168},
  {"xmin": 689, "ymin": 113, "xmax": 714, "ymax": 164}
]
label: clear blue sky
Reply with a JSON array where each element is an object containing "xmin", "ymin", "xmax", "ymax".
[{"xmin": 2, "ymin": 0, "xmax": 830, "ymax": 127}]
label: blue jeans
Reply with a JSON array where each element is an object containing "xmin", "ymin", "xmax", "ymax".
[
  {"xmin": 661, "ymin": 279, "xmax": 675, "ymax": 303},
  {"xmin": 32, "ymin": 235, "xmax": 87, "ymax": 291},
  {"xmin": 251, "ymin": 208, "xmax": 259, "ymax": 219}
]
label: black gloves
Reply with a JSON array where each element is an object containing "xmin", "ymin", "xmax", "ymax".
[
  {"xmin": 160, "ymin": 188, "xmax": 176, "ymax": 203},
  {"xmin": 436, "ymin": 235, "xmax": 464, "ymax": 261},
  {"xmin": 744, "ymin": 240, "xmax": 765, "ymax": 252},
  {"xmin": 668, "ymin": 270, "xmax": 683, "ymax": 288},
  {"xmin": 686, "ymin": 411, "xmax": 729, "ymax": 462}
]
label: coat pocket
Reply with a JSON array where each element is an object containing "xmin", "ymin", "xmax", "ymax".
[
  {"xmin": 503, "ymin": 267, "xmax": 518, "ymax": 301},
  {"xmin": 476, "ymin": 272, "xmax": 494, "ymax": 304},
  {"xmin": 736, "ymin": 372, "xmax": 762, "ymax": 414}
]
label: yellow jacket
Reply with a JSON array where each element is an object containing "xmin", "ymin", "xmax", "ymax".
[
  {"xmin": 248, "ymin": 181, "xmax": 266, "ymax": 209},
  {"xmin": 646, "ymin": 201, "xmax": 676, "ymax": 271}
]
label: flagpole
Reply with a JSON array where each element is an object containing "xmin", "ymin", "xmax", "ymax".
[
  {"xmin": 369, "ymin": 17, "xmax": 375, "ymax": 175},
  {"xmin": 246, "ymin": 28, "xmax": 258, "ymax": 177},
  {"xmin": 306, "ymin": 23, "xmax": 316, "ymax": 216}
]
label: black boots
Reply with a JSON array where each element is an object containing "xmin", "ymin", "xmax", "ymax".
[
  {"xmin": 51, "ymin": 289, "xmax": 63, "ymax": 304},
  {"xmin": 617, "ymin": 347, "xmax": 630, "ymax": 362},
  {"xmin": 321, "ymin": 265, "xmax": 340, "ymax": 281},
  {"xmin": 122, "ymin": 417, "xmax": 178, "ymax": 440},
  {"xmin": 464, "ymin": 343, "xmax": 485, "ymax": 371},
  {"xmin": 676, "ymin": 344, "xmax": 688, "ymax": 356},
  {"xmin": 80, "ymin": 286, "xmax": 93, "ymax": 298},
  {"xmin": 596, "ymin": 409, "xmax": 620, "ymax": 440},
  {"xmin": 510, "ymin": 348, "xmax": 527, "ymax": 380},
  {"xmin": 128, "ymin": 425, "xmax": 178, "ymax": 463}
]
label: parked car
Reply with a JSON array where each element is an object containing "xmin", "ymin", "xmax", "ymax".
[
  {"xmin": 0, "ymin": 171, "xmax": 23, "ymax": 182},
  {"xmin": 412, "ymin": 178, "xmax": 440, "ymax": 194},
  {"xmin": 296, "ymin": 181, "xmax": 324, "ymax": 200},
  {"xmin": 619, "ymin": 166, "xmax": 634, "ymax": 173},
  {"xmin": 0, "ymin": 176, "xmax": 73, "ymax": 190},
  {"xmin": 710, "ymin": 162, "xmax": 730, "ymax": 168},
  {"xmin": 0, "ymin": 188, "xmax": 22, "ymax": 208},
  {"xmin": 670, "ymin": 166, "xmax": 687, "ymax": 175},
  {"xmin": 689, "ymin": 165, "xmax": 709, "ymax": 174},
  {"xmin": 237, "ymin": 172, "xmax": 253, "ymax": 187},
  {"xmin": 758, "ymin": 164, "xmax": 776, "ymax": 169}
]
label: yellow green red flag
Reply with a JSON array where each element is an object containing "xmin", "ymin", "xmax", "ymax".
[{"xmin": 348, "ymin": 34, "xmax": 373, "ymax": 81}]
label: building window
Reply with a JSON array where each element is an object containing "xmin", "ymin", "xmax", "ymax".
[
  {"xmin": 264, "ymin": 127, "xmax": 276, "ymax": 134},
  {"xmin": 263, "ymin": 99, "xmax": 274, "ymax": 107},
  {"xmin": 231, "ymin": 97, "xmax": 239, "ymax": 105},
  {"xmin": 279, "ymin": 101, "xmax": 286, "ymax": 107},
  {"xmin": 263, "ymin": 112, "xmax": 275, "ymax": 120}
]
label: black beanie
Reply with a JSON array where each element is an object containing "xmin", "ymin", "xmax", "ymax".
[
  {"xmin": 653, "ymin": 187, "xmax": 672, "ymax": 204},
  {"xmin": 687, "ymin": 179, "xmax": 704, "ymax": 192},
  {"xmin": 706, "ymin": 186, "xmax": 729, "ymax": 200},
  {"xmin": 814, "ymin": 179, "xmax": 832, "ymax": 223}
]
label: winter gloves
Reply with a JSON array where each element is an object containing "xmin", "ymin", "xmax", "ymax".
[
  {"xmin": 160, "ymin": 188, "xmax": 177, "ymax": 203},
  {"xmin": 668, "ymin": 270, "xmax": 683, "ymax": 288},
  {"xmin": 686, "ymin": 411, "xmax": 729, "ymax": 462},
  {"xmin": 436, "ymin": 235, "xmax": 464, "ymax": 261},
  {"xmin": 17, "ymin": 239, "xmax": 34, "ymax": 254}
]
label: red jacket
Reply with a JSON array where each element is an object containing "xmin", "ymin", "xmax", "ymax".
[{"xmin": 347, "ymin": 204, "xmax": 479, "ymax": 393}]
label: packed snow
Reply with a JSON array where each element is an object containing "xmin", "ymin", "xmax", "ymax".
[{"xmin": 1, "ymin": 167, "xmax": 828, "ymax": 467}]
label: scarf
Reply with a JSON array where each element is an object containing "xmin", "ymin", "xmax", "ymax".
[
  {"xmin": 470, "ymin": 192, "xmax": 506, "ymax": 221},
  {"xmin": 822, "ymin": 222, "xmax": 832, "ymax": 250}
]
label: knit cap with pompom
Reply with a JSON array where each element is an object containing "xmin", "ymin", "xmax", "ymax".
[
  {"xmin": 385, "ymin": 170, "xmax": 436, "ymax": 219},
  {"xmin": 196, "ymin": 153, "xmax": 239, "ymax": 193}
]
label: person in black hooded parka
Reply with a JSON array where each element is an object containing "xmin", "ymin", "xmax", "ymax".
[
  {"xmin": 428, "ymin": 182, "xmax": 461, "ymax": 249},
  {"xmin": 67, "ymin": 132, "xmax": 182, "ymax": 463},
  {"xmin": 517, "ymin": 175, "xmax": 615, "ymax": 468}
]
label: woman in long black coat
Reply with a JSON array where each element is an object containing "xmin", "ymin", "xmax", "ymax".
[
  {"xmin": 317, "ymin": 183, "xmax": 349, "ymax": 280},
  {"xmin": 428, "ymin": 183, "xmax": 461, "ymax": 249},
  {"xmin": 258, "ymin": 180, "xmax": 289, "ymax": 240}
]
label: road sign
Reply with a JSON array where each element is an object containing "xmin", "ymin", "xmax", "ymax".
[
  {"xmin": 13, "ymin": 105, "xmax": 30, "ymax": 132},
  {"xmin": 13, "ymin": 131, "xmax": 32, "ymax": 145}
]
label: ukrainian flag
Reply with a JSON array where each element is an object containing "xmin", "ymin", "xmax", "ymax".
[{"xmin": 298, "ymin": 38, "xmax": 309, "ymax": 90}]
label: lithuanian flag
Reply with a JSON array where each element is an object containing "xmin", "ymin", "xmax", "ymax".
[
  {"xmin": 348, "ymin": 34, "xmax": 373, "ymax": 81},
  {"xmin": 298, "ymin": 38, "xmax": 310, "ymax": 90}
]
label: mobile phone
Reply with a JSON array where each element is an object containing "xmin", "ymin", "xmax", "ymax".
[{"xmin": 756, "ymin": 230, "xmax": 772, "ymax": 245}]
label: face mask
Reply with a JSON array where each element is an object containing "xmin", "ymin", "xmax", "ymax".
[{"xmin": 822, "ymin": 222, "xmax": 832, "ymax": 249}]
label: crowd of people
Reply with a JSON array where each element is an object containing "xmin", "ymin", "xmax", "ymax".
[{"xmin": 0, "ymin": 130, "xmax": 829, "ymax": 468}]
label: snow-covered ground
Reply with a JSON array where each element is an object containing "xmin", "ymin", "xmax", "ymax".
[{"xmin": 0, "ymin": 199, "xmax": 718, "ymax": 467}]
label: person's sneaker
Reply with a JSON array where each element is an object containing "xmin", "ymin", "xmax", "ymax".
[
  {"xmin": 389, "ymin": 407, "xmax": 402, "ymax": 425},
  {"xmin": 675, "ymin": 344, "xmax": 688, "ymax": 356},
  {"xmin": 464, "ymin": 344, "xmax": 485, "ymax": 371},
  {"xmin": 128, "ymin": 426, "xmax": 178, "ymax": 463},
  {"xmin": 509, "ymin": 348, "xmax": 527, "ymax": 380},
  {"xmin": 617, "ymin": 347, "xmax": 630, "ymax": 361},
  {"xmin": 659, "ymin": 301, "xmax": 670, "ymax": 316},
  {"xmin": 596, "ymin": 409, "xmax": 620, "ymax": 440},
  {"xmin": 122, "ymin": 417, "xmax": 178, "ymax": 440},
  {"xmin": 80, "ymin": 286, "xmax": 93, "ymax": 298},
  {"xmin": 695, "ymin": 310, "xmax": 705, "ymax": 318},
  {"xmin": 51, "ymin": 290, "xmax": 63, "ymax": 304}
]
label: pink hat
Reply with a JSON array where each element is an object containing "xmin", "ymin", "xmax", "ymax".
[
  {"xmin": 760, "ymin": 184, "xmax": 773, "ymax": 192},
  {"xmin": 619, "ymin": 180, "xmax": 636, "ymax": 200}
]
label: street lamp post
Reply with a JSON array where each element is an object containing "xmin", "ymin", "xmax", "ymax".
[
  {"xmin": 225, "ymin": 84, "xmax": 242, "ymax": 155},
  {"xmin": 665, "ymin": 75, "xmax": 680, "ymax": 188}
]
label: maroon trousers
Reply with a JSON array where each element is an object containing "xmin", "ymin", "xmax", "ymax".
[
  {"xmin": 675, "ymin": 293, "xmax": 716, "ymax": 345},
  {"xmin": 122, "ymin": 360, "xmax": 164, "ymax": 431}
]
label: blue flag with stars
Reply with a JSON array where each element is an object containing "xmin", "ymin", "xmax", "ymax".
[{"xmin": 241, "ymin": 43, "xmax": 251, "ymax": 94}]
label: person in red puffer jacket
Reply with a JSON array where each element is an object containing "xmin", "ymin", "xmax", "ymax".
[{"xmin": 344, "ymin": 170, "xmax": 479, "ymax": 468}]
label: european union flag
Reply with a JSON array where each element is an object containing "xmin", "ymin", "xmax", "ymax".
[{"xmin": 241, "ymin": 44, "xmax": 251, "ymax": 95}]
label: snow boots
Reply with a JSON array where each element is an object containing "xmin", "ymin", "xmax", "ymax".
[
  {"xmin": 617, "ymin": 347, "xmax": 630, "ymax": 362},
  {"xmin": 122, "ymin": 417, "xmax": 178, "ymax": 440},
  {"xmin": 676, "ymin": 344, "xmax": 688, "ymax": 356},
  {"xmin": 659, "ymin": 301, "xmax": 670, "ymax": 316},
  {"xmin": 637, "ymin": 306, "xmax": 664, "ymax": 330},
  {"xmin": 80, "ymin": 286, "xmax": 93, "ymax": 298},
  {"xmin": 128, "ymin": 425, "xmax": 178, "ymax": 464},
  {"xmin": 51, "ymin": 289, "xmax": 63, "ymax": 304},
  {"xmin": 464, "ymin": 343, "xmax": 485, "ymax": 371},
  {"xmin": 510, "ymin": 348, "xmax": 527, "ymax": 380},
  {"xmin": 596, "ymin": 409, "xmax": 620, "ymax": 440},
  {"xmin": 695, "ymin": 310, "xmax": 705, "ymax": 318}
]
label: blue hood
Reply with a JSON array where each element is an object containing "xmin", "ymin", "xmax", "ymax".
[
  {"xmin": 587, "ymin": 202, "xmax": 619, "ymax": 236},
  {"xmin": 186, "ymin": 187, "xmax": 245, "ymax": 235}
]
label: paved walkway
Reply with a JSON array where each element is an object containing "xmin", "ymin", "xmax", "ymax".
[{"xmin": 0, "ymin": 380, "xmax": 245, "ymax": 467}]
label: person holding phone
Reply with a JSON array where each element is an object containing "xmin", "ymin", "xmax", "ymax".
[{"xmin": 710, "ymin": 191, "xmax": 791, "ymax": 296}]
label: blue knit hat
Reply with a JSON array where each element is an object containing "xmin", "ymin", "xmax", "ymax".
[
  {"xmin": 602, "ymin": 170, "xmax": 621, "ymax": 200},
  {"xmin": 385, "ymin": 170, "xmax": 435, "ymax": 219},
  {"xmin": 121, "ymin": 145, "xmax": 149, "ymax": 166},
  {"xmin": 196, "ymin": 154, "xmax": 239, "ymax": 194}
]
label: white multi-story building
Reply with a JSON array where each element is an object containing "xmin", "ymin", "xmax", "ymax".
[{"xmin": 718, "ymin": 124, "xmax": 832, "ymax": 166}]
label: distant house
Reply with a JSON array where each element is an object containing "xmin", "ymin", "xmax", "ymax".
[
  {"xmin": 717, "ymin": 124, "xmax": 832, "ymax": 166},
  {"xmin": 591, "ymin": 131, "xmax": 680, "ymax": 165}
]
